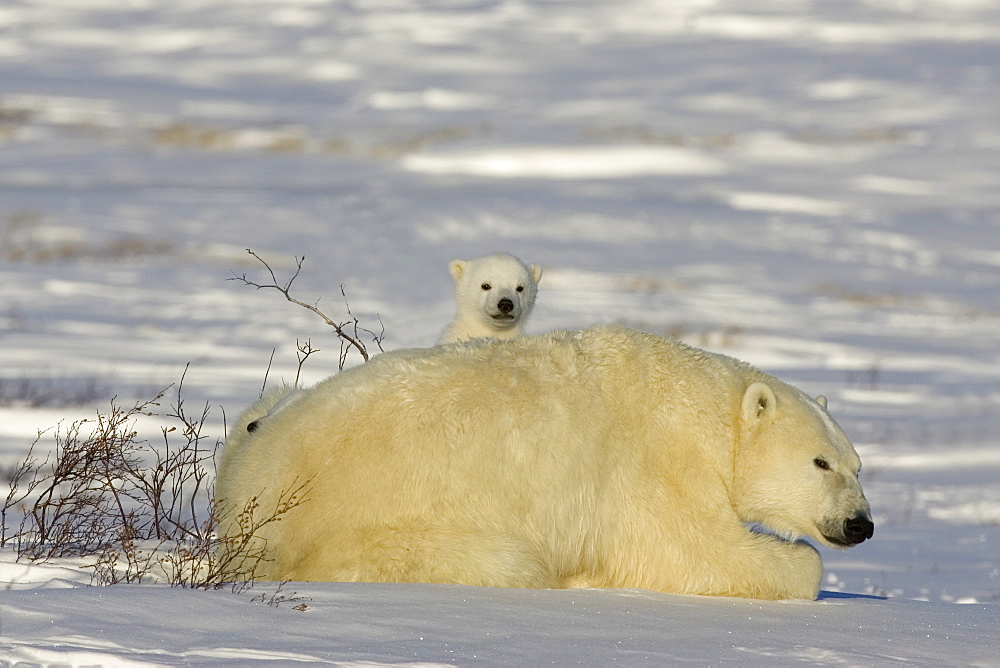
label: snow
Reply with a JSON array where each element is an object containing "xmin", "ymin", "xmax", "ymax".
[
  {"xmin": 1, "ymin": 0, "xmax": 999, "ymax": 663},
  {"xmin": 402, "ymin": 145, "xmax": 728, "ymax": 179},
  {"xmin": 2, "ymin": 581, "xmax": 997, "ymax": 666}
]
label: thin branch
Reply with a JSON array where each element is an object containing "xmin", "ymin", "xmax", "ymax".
[
  {"xmin": 260, "ymin": 348, "xmax": 276, "ymax": 398},
  {"xmin": 294, "ymin": 339, "xmax": 319, "ymax": 387},
  {"xmin": 228, "ymin": 249, "xmax": 370, "ymax": 363}
]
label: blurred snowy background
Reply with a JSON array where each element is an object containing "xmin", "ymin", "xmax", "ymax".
[{"xmin": 1, "ymin": 0, "xmax": 999, "ymax": 663}]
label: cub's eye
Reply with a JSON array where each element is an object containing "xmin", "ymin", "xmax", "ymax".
[
  {"xmin": 481, "ymin": 283, "xmax": 491, "ymax": 291},
  {"xmin": 814, "ymin": 457, "xmax": 831, "ymax": 471},
  {"xmin": 516, "ymin": 286, "xmax": 524, "ymax": 292}
]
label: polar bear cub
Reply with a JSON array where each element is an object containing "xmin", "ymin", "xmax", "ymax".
[{"xmin": 438, "ymin": 252, "xmax": 543, "ymax": 344}]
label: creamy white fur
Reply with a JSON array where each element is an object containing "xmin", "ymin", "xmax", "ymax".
[
  {"xmin": 438, "ymin": 252, "xmax": 542, "ymax": 344},
  {"xmin": 243, "ymin": 253, "xmax": 542, "ymax": 434},
  {"xmin": 217, "ymin": 325, "xmax": 871, "ymax": 599}
]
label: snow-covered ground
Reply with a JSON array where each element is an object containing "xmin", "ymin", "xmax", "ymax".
[{"xmin": 1, "ymin": 0, "xmax": 998, "ymax": 663}]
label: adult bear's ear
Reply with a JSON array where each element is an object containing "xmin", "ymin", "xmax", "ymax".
[
  {"xmin": 816, "ymin": 395, "xmax": 828, "ymax": 410},
  {"xmin": 449, "ymin": 260, "xmax": 466, "ymax": 281},
  {"xmin": 742, "ymin": 382, "xmax": 777, "ymax": 422},
  {"xmin": 531, "ymin": 264, "xmax": 543, "ymax": 283}
]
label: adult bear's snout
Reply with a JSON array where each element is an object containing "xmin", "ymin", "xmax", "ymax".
[{"xmin": 843, "ymin": 514, "xmax": 874, "ymax": 544}]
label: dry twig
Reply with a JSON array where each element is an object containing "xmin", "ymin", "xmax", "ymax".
[
  {"xmin": 0, "ymin": 371, "xmax": 306, "ymax": 591},
  {"xmin": 229, "ymin": 249, "xmax": 384, "ymax": 370}
]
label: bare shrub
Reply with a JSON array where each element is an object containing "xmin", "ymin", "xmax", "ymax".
[
  {"xmin": 167, "ymin": 479, "xmax": 310, "ymax": 591},
  {"xmin": 251, "ymin": 580, "xmax": 311, "ymax": 610},
  {"xmin": 0, "ymin": 367, "xmax": 306, "ymax": 590},
  {"xmin": 1, "ymin": 255, "xmax": 382, "ymax": 593}
]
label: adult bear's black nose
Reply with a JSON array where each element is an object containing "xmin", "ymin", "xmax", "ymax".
[
  {"xmin": 844, "ymin": 514, "xmax": 874, "ymax": 544},
  {"xmin": 497, "ymin": 297, "xmax": 514, "ymax": 314}
]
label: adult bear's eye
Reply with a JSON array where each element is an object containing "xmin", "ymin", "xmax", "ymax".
[
  {"xmin": 481, "ymin": 283, "xmax": 491, "ymax": 290},
  {"xmin": 516, "ymin": 286, "xmax": 524, "ymax": 292},
  {"xmin": 814, "ymin": 457, "xmax": 830, "ymax": 471}
]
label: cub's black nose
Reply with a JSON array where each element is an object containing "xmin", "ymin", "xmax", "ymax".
[
  {"xmin": 497, "ymin": 297, "xmax": 514, "ymax": 314},
  {"xmin": 844, "ymin": 514, "xmax": 874, "ymax": 544}
]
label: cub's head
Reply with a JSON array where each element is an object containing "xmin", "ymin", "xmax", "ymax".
[
  {"xmin": 734, "ymin": 381, "xmax": 873, "ymax": 550},
  {"xmin": 449, "ymin": 252, "xmax": 543, "ymax": 332}
]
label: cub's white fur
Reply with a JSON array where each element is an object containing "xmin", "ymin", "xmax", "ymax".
[{"xmin": 439, "ymin": 252, "xmax": 542, "ymax": 344}]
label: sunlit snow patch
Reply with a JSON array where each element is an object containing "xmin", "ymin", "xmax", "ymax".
[
  {"xmin": 928, "ymin": 502, "xmax": 1000, "ymax": 524},
  {"xmin": 861, "ymin": 447, "xmax": 1000, "ymax": 471},
  {"xmin": 0, "ymin": 551, "xmax": 92, "ymax": 590},
  {"xmin": 852, "ymin": 174, "xmax": 938, "ymax": 196},
  {"xmin": 727, "ymin": 191, "xmax": 849, "ymax": 217},
  {"xmin": 402, "ymin": 145, "xmax": 727, "ymax": 179},
  {"xmin": 368, "ymin": 88, "xmax": 495, "ymax": 111}
]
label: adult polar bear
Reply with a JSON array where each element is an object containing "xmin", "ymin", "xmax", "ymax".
[{"xmin": 217, "ymin": 325, "xmax": 873, "ymax": 600}]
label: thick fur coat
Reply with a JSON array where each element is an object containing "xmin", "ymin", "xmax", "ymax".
[{"xmin": 217, "ymin": 325, "xmax": 872, "ymax": 599}]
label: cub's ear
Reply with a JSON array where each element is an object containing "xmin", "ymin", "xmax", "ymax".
[
  {"xmin": 530, "ymin": 264, "xmax": 543, "ymax": 283},
  {"xmin": 448, "ymin": 260, "xmax": 467, "ymax": 281},
  {"xmin": 742, "ymin": 382, "xmax": 777, "ymax": 422},
  {"xmin": 816, "ymin": 395, "xmax": 828, "ymax": 410}
]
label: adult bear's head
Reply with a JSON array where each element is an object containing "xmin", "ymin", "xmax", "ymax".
[{"xmin": 733, "ymin": 381, "xmax": 874, "ymax": 550}]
